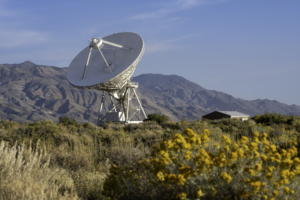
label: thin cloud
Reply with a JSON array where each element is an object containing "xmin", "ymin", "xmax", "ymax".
[
  {"xmin": 0, "ymin": 29, "xmax": 48, "ymax": 48},
  {"xmin": 0, "ymin": 1, "xmax": 49, "ymax": 48},
  {"xmin": 0, "ymin": 46, "xmax": 78, "ymax": 67},
  {"xmin": 145, "ymin": 33, "xmax": 195, "ymax": 54},
  {"xmin": 146, "ymin": 43, "xmax": 173, "ymax": 54},
  {"xmin": 0, "ymin": 1, "xmax": 19, "ymax": 18},
  {"xmin": 0, "ymin": 7, "xmax": 19, "ymax": 17},
  {"xmin": 130, "ymin": 0, "xmax": 206, "ymax": 20},
  {"xmin": 176, "ymin": 0, "xmax": 201, "ymax": 9},
  {"xmin": 165, "ymin": 33, "xmax": 196, "ymax": 43}
]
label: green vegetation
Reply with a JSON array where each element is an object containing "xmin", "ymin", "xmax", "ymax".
[
  {"xmin": 0, "ymin": 113, "xmax": 299, "ymax": 199},
  {"xmin": 143, "ymin": 113, "xmax": 169, "ymax": 124},
  {"xmin": 252, "ymin": 112, "xmax": 300, "ymax": 132}
]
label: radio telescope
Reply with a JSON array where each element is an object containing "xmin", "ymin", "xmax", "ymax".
[{"xmin": 67, "ymin": 32, "xmax": 147, "ymax": 124}]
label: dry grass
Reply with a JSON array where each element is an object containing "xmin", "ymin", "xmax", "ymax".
[
  {"xmin": 0, "ymin": 141, "xmax": 78, "ymax": 200},
  {"xmin": 72, "ymin": 169, "xmax": 107, "ymax": 200}
]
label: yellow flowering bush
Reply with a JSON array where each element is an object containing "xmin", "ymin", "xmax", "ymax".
[
  {"xmin": 270, "ymin": 129, "xmax": 298, "ymax": 149},
  {"xmin": 103, "ymin": 129, "xmax": 300, "ymax": 200}
]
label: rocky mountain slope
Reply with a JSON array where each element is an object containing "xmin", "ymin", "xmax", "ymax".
[{"xmin": 0, "ymin": 61, "xmax": 299, "ymax": 123}]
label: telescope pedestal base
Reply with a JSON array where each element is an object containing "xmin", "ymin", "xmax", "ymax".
[
  {"xmin": 97, "ymin": 82, "xmax": 147, "ymax": 125},
  {"xmin": 98, "ymin": 120, "xmax": 143, "ymax": 126}
]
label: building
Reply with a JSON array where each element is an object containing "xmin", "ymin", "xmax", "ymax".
[{"xmin": 202, "ymin": 111, "xmax": 250, "ymax": 121}]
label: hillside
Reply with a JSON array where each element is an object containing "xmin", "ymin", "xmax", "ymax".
[
  {"xmin": 0, "ymin": 61, "xmax": 299, "ymax": 123},
  {"xmin": 133, "ymin": 74, "xmax": 300, "ymax": 118}
]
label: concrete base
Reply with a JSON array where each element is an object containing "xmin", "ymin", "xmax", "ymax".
[
  {"xmin": 98, "ymin": 120, "xmax": 143, "ymax": 126},
  {"xmin": 106, "ymin": 112, "xmax": 125, "ymax": 122}
]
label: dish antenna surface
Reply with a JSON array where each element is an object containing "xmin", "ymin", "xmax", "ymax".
[{"xmin": 67, "ymin": 32, "xmax": 147, "ymax": 124}]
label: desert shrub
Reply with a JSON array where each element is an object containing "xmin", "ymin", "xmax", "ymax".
[
  {"xmin": 103, "ymin": 128, "xmax": 300, "ymax": 200},
  {"xmin": 83, "ymin": 122, "xmax": 92, "ymax": 128},
  {"xmin": 125, "ymin": 123, "xmax": 145, "ymax": 132},
  {"xmin": 59, "ymin": 117, "xmax": 81, "ymax": 128},
  {"xmin": 212, "ymin": 118, "xmax": 244, "ymax": 127},
  {"xmin": 1, "ymin": 116, "xmax": 299, "ymax": 199},
  {"xmin": 109, "ymin": 144, "xmax": 150, "ymax": 171},
  {"xmin": 270, "ymin": 129, "xmax": 299, "ymax": 149},
  {"xmin": 0, "ymin": 141, "xmax": 78, "ymax": 199},
  {"xmin": 0, "ymin": 120, "xmax": 18, "ymax": 130},
  {"xmin": 211, "ymin": 118, "xmax": 253, "ymax": 138},
  {"xmin": 175, "ymin": 119, "xmax": 206, "ymax": 133},
  {"xmin": 144, "ymin": 113, "xmax": 169, "ymax": 124},
  {"xmin": 50, "ymin": 150, "xmax": 92, "ymax": 171},
  {"xmin": 28, "ymin": 120, "xmax": 61, "ymax": 137},
  {"xmin": 142, "ymin": 121, "xmax": 164, "ymax": 130},
  {"xmin": 101, "ymin": 122, "xmax": 125, "ymax": 131},
  {"xmin": 130, "ymin": 130, "xmax": 163, "ymax": 149},
  {"xmin": 252, "ymin": 112, "xmax": 300, "ymax": 127},
  {"xmin": 250, "ymin": 125, "xmax": 271, "ymax": 136},
  {"xmin": 57, "ymin": 133, "xmax": 81, "ymax": 150},
  {"xmin": 177, "ymin": 119, "xmax": 190, "ymax": 130},
  {"xmin": 0, "ymin": 121, "xmax": 69, "ymax": 151},
  {"xmin": 161, "ymin": 121, "xmax": 181, "ymax": 130},
  {"xmin": 72, "ymin": 169, "xmax": 107, "ymax": 200}
]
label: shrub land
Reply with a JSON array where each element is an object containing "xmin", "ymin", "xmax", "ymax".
[{"xmin": 0, "ymin": 113, "xmax": 300, "ymax": 199}]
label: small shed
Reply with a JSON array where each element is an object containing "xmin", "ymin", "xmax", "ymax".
[{"xmin": 202, "ymin": 111, "xmax": 250, "ymax": 121}]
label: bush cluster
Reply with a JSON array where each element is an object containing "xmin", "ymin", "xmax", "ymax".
[
  {"xmin": 252, "ymin": 112, "xmax": 300, "ymax": 127},
  {"xmin": 143, "ymin": 113, "xmax": 169, "ymax": 124},
  {"xmin": 103, "ymin": 128, "xmax": 300, "ymax": 200},
  {"xmin": 0, "ymin": 114, "xmax": 299, "ymax": 199}
]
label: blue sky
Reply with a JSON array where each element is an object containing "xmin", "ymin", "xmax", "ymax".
[{"xmin": 0, "ymin": 0, "xmax": 299, "ymax": 105}]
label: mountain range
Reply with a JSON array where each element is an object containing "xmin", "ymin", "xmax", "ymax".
[{"xmin": 0, "ymin": 61, "xmax": 299, "ymax": 123}]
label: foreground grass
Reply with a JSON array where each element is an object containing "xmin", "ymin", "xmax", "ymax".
[{"xmin": 0, "ymin": 114, "xmax": 299, "ymax": 199}]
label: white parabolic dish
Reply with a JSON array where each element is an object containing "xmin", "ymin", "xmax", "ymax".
[{"xmin": 67, "ymin": 32, "xmax": 145, "ymax": 91}]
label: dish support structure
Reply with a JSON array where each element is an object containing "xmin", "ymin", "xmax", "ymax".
[{"xmin": 97, "ymin": 81, "xmax": 147, "ymax": 125}]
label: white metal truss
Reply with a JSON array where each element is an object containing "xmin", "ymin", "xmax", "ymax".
[{"xmin": 97, "ymin": 81, "xmax": 147, "ymax": 124}]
